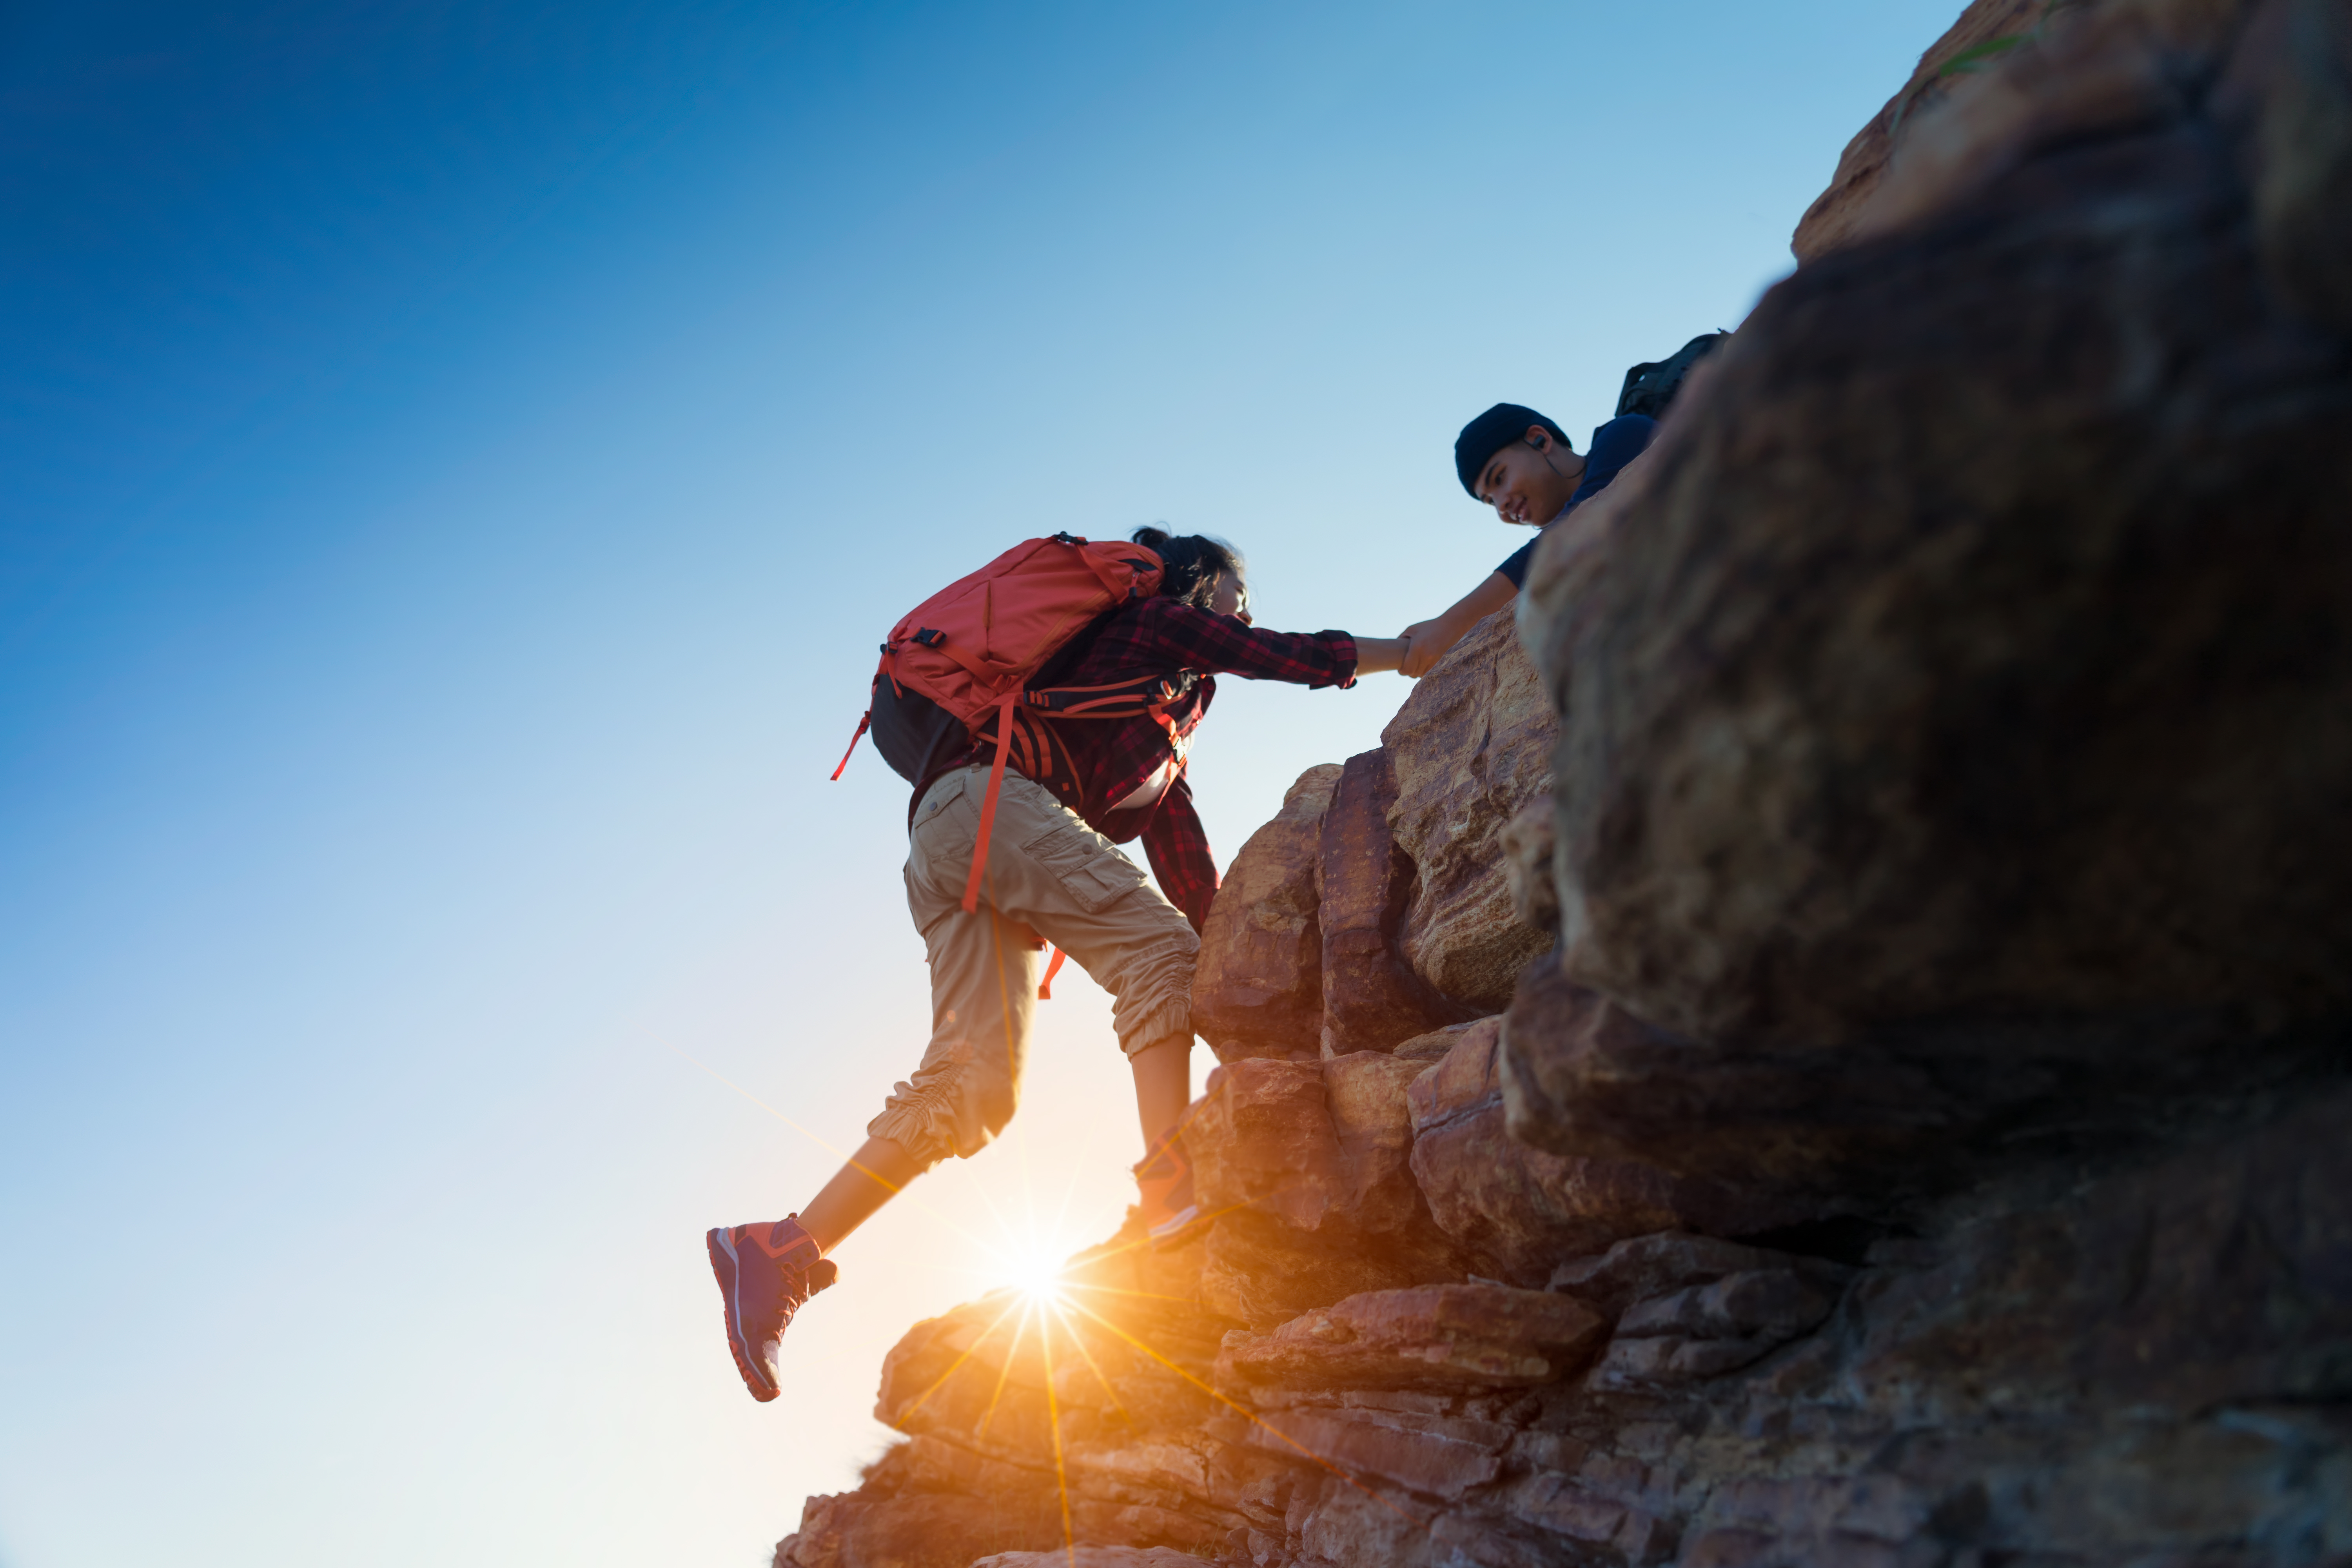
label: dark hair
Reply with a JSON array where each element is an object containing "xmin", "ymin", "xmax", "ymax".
[
  {"xmin": 1454, "ymin": 402, "xmax": 1573, "ymax": 498},
  {"xmin": 1132, "ymin": 527, "xmax": 1243, "ymax": 611}
]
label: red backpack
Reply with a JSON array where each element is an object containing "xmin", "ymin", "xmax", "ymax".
[{"xmin": 833, "ymin": 533, "xmax": 1184, "ymax": 924}]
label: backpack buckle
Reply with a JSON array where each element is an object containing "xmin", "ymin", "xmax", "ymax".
[
  {"xmin": 1050, "ymin": 531, "xmax": 1085, "ymax": 546},
  {"xmin": 913, "ymin": 628, "xmax": 946, "ymax": 648}
]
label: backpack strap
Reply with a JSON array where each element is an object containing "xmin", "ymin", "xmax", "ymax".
[
  {"xmin": 960, "ymin": 691, "xmax": 1022, "ymax": 914},
  {"xmin": 1038, "ymin": 946, "xmax": 1068, "ymax": 1001},
  {"xmin": 955, "ymin": 672, "xmax": 1191, "ymax": 913},
  {"xmin": 1021, "ymin": 671, "xmax": 1193, "ymax": 716},
  {"xmin": 898, "ymin": 627, "xmax": 1020, "ymax": 689},
  {"xmin": 830, "ymin": 711, "xmax": 870, "ymax": 781}
]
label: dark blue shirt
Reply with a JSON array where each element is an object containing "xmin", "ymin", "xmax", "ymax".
[{"xmin": 1493, "ymin": 414, "xmax": 1656, "ymax": 590}]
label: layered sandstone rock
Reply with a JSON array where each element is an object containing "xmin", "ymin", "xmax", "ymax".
[
  {"xmin": 1216, "ymin": 1283, "xmax": 1605, "ymax": 1394},
  {"xmin": 777, "ymin": 4, "xmax": 2352, "ymax": 1564},
  {"xmin": 1790, "ymin": 0, "xmax": 2055, "ymax": 262},
  {"xmin": 1184, "ymin": 1052, "xmax": 1457, "ymax": 1329},
  {"xmin": 1408, "ymin": 1011, "xmax": 1808, "ymax": 1285},
  {"xmin": 784, "ymin": 1084, "xmax": 2352, "ymax": 1566},
  {"xmin": 1381, "ymin": 607, "xmax": 1559, "ymax": 1013},
  {"xmin": 1191, "ymin": 765, "xmax": 1341, "ymax": 1063},
  {"xmin": 1314, "ymin": 749, "xmax": 1474, "ymax": 1056}
]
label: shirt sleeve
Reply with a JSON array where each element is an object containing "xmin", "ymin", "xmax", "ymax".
[
  {"xmin": 1494, "ymin": 415, "xmax": 1663, "ymax": 585},
  {"xmin": 1133, "ymin": 600, "xmax": 1360, "ymax": 688},
  {"xmin": 1141, "ymin": 774, "xmax": 1220, "ymax": 933},
  {"xmin": 1566, "ymin": 415, "xmax": 1658, "ymax": 504}
]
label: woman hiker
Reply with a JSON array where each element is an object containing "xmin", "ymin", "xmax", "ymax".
[{"xmin": 706, "ymin": 527, "xmax": 1408, "ymax": 1403}]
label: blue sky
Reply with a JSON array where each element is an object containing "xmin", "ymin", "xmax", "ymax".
[{"xmin": 3, "ymin": 4, "xmax": 1949, "ymax": 1564}]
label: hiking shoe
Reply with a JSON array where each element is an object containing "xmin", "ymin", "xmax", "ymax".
[
  {"xmin": 1134, "ymin": 1131, "xmax": 1203, "ymax": 1248},
  {"xmin": 706, "ymin": 1216, "xmax": 838, "ymax": 1402}
]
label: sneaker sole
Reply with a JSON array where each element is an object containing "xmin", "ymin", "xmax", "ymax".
[
  {"xmin": 1146, "ymin": 1202, "xmax": 1204, "ymax": 1249},
  {"xmin": 706, "ymin": 1227, "xmax": 780, "ymax": 1403}
]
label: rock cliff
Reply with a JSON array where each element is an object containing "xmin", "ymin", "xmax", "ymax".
[{"xmin": 777, "ymin": 2, "xmax": 2352, "ymax": 1563}]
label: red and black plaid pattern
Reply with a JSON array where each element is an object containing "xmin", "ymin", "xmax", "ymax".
[
  {"xmin": 923, "ymin": 597, "xmax": 1358, "ymax": 931},
  {"xmin": 968, "ymin": 670, "xmax": 1196, "ymax": 820},
  {"xmin": 1134, "ymin": 774, "xmax": 1221, "ymax": 934}
]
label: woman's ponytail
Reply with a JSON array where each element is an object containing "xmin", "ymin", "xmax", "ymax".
[{"xmin": 1132, "ymin": 526, "xmax": 1242, "ymax": 610}]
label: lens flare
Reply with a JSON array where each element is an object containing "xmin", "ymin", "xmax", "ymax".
[{"xmin": 999, "ymin": 1243, "xmax": 1070, "ymax": 1305}]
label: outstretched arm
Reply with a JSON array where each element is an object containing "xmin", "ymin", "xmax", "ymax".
[
  {"xmin": 1122, "ymin": 600, "xmax": 1374, "ymax": 686},
  {"xmin": 1399, "ymin": 571, "xmax": 1517, "ymax": 678}
]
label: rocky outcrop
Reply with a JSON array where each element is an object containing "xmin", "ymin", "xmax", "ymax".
[
  {"xmin": 1192, "ymin": 765, "xmax": 1343, "ymax": 1063},
  {"xmin": 1315, "ymin": 749, "xmax": 1477, "ymax": 1057},
  {"xmin": 778, "ymin": 3, "xmax": 2352, "ymax": 1563},
  {"xmin": 1513, "ymin": 0, "xmax": 2352, "ymax": 1213},
  {"xmin": 1790, "ymin": 0, "xmax": 2053, "ymax": 263},
  {"xmin": 1192, "ymin": 609, "xmax": 1555, "ymax": 1067},
  {"xmin": 1381, "ymin": 607, "xmax": 1559, "ymax": 1014},
  {"xmin": 1410, "ymin": 1012, "xmax": 1812, "ymax": 1286},
  {"xmin": 1218, "ymin": 1283, "xmax": 1605, "ymax": 1397}
]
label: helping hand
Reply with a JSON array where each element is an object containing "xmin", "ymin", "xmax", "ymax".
[{"xmin": 1399, "ymin": 619, "xmax": 1449, "ymax": 678}]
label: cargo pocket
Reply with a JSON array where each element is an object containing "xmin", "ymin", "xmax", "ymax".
[{"xmin": 1020, "ymin": 818, "xmax": 1151, "ymax": 913}]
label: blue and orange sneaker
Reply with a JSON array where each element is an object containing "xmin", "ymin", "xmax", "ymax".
[
  {"xmin": 705, "ymin": 1216, "xmax": 838, "ymax": 1402},
  {"xmin": 1133, "ymin": 1130, "xmax": 1203, "ymax": 1248}
]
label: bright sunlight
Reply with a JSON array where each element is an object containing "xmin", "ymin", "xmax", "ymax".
[{"xmin": 997, "ymin": 1241, "xmax": 1072, "ymax": 1305}]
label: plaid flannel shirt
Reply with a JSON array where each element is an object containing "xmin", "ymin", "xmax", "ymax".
[{"xmin": 927, "ymin": 597, "xmax": 1358, "ymax": 931}]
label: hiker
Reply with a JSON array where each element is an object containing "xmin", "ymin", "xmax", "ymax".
[
  {"xmin": 706, "ymin": 527, "xmax": 1406, "ymax": 1403},
  {"xmin": 1397, "ymin": 332, "xmax": 1726, "ymax": 677},
  {"xmin": 1396, "ymin": 403, "xmax": 1653, "ymax": 676}
]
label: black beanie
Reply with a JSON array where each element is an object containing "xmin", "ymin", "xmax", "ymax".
[{"xmin": 1454, "ymin": 403, "xmax": 1570, "ymax": 497}]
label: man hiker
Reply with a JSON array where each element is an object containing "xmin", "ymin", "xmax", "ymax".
[
  {"xmin": 706, "ymin": 527, "xmax": 1407, "ymax": 1403},
  {"xmin": 1396, "ymin": 402, "xmax": 1655, "ymax": 677},
  {"xmin": 1398, "ymin": 332, "xmax": 1725, "ymax": 677}
]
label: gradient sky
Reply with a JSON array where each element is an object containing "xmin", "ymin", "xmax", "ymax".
[{"xmin": 3, "ymin": 4, "xmax": 1953, "ymax": 1564}]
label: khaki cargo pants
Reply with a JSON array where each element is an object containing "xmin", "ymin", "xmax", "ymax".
[{"xmin": 868, "ymin": 764, "xmax": 1200, "ymax": 1170}]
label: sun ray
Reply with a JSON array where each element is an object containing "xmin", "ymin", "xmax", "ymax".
[
  {"xmin": 962, "ymin": 1172, "xmax": 1027, "ymax": 1258},
  {"xmin": 1048, "ymin": 1103, "xmax": 1106, "ymax": 1250},
  {"xmin": 1053, "ymin": 1293, "xmax": 1417, "ymax": 1522},
  {"xmin": 674, "ymin": 987, "xmax": 1374, "ymax": 1534},
  {"xmin": 893, "ymin": 1291, "xmax": 1033, "ymax": 1427},
  {"xmin": 1048, "ymin": 1298, "xmax": 1137, "ymax": 1429},
  {"xmin": 1052, "ymin": 1201, "xmax": 1257, "ymax": 1274},
  {"xmin": 971, "ymin": 1298, "xmax": 1038, "ymax": 1443},
  {"xmin": 1054, "ymin": 1281, "xmax": 1211, "ymax": 1306},
  {"xmin": 1032, "ymin": 1295, "xmax": 1079, "ymax": 1565}
]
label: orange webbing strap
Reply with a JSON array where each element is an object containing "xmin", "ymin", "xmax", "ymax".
[
  {"xmin": 1038, "ymin": 946, "xmax": 1067, "ymax": 1001},
  {"xmin": 959, "ymin": 691, "xmax": 1022, "ymax": 913},
  {"xmin": 931, "ymin": 634, "xmax": 1010, "ymax": 688},
  {"xmin": 830, "ymin": 711, "xmax": 870, "ymax": 780}
]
